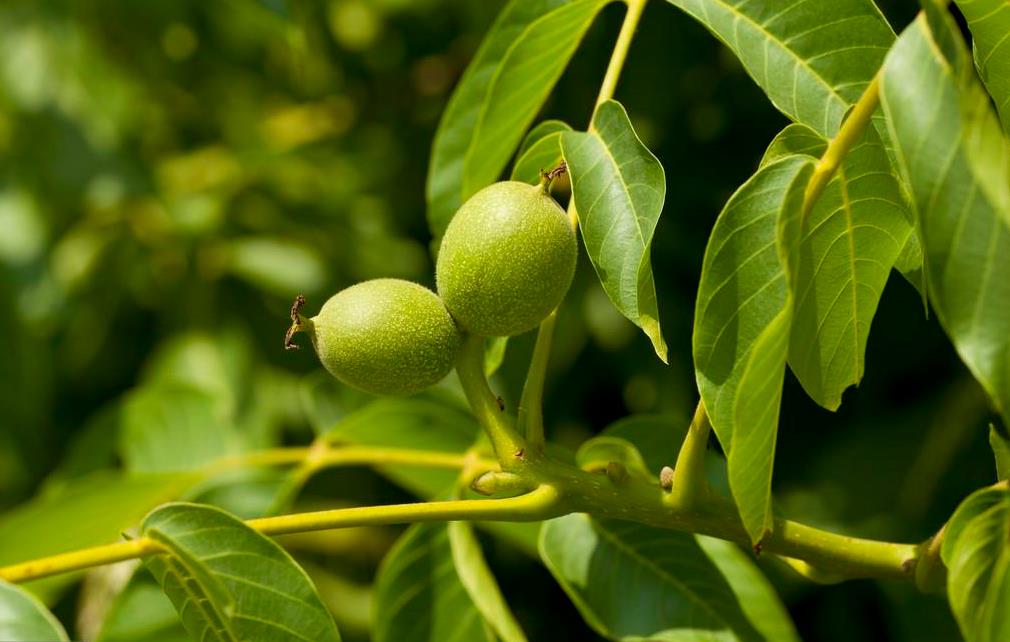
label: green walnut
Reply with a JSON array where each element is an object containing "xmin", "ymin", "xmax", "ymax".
[
  {"xmin": 286, "ymin": 279, "xmax": 462, "ymax": 395},
  {"xmin": 436, "ymin": 180, "xmax": 577, "ymax": 336}
]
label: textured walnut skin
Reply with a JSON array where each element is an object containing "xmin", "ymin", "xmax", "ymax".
[
  {"xmin": 436, "ymin": 181, "xmax": 577, "ymax": 337},
  {"xmin": 310, "ymin": 279, "xmax": 462, "ymax": 395}
]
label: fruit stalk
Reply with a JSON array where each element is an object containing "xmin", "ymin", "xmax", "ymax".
[{"xmin": 455, "ymin": 335, "xmax": 529, "ymax": 469}]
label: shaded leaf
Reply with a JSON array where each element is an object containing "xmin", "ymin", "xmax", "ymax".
[
  {"xmin": 881, "ymin": 14, "xmax": 1010, "ymax": 428},
  {"xmin": 575, "ymin": 435, "xmax": 653, "ymax": 480},
  {"xmin": 762, "ymin": 123, "xmax": 913, "ymax": 410},
  {"xmin": 601, "ymin": 414, "xmax": 729, "ymax": 496},
  {"xmin": 665, "ymin": 0, "xmax": 894, "ymax": 137},
  {"xmin": 940, "ymin": 486, "xmax": 1010, "ymax": 642},
  {"xmin": 695, "ymin": 537, "xmax": 800, "ymax": 642},
  {"xmin": 141, "ymin": 502, "xmax": 340, "ymax": 642},
  {"xmin": 511, "ymin": 120, "xmax": 571, "ymax": 184},
  {"xmin": 0, "ymin": 579, "xmax": 69, "ymax": 641},
  {"xmin": 373, "ymin": 523, "xmax": 494, "ymax": 642},
  {"xmin": 448, "ymin": 520, "xmax": 528, "ymax": 642},
  {"xmin": 426, "ymin": 0, "xmax": 611, "ymax": 236},
  {"xmin": 539, "ymin": 514, "xmax": 773, "ymax": 641},
  {"xmin": 693, "ymin": 155, "xmax": 814, "ymax": 543},
  {"xmin": 120, "ymin": 384, "xmax": 241, "ymax": 473},
  {"xmin": 563, "ymin": 99, "xmax": 668, "ymax": 361},
  {"xmin": 954, "ymin": 0, "xmax": 1010, "ymax": 133}
]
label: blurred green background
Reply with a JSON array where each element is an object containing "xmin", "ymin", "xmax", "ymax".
[{"xmin": 0, "ymin": 0, "xmax": 997, "ymax": 640}]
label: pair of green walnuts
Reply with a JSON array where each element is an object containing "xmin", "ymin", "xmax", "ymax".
[{"xmin": 288, "ymin": 179, "xmax": 577, "ymax": 395}]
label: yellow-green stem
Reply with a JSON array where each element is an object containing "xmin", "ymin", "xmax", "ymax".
[
  {"xmin": 802, "ymin": 73, "xmax": 881, "ymax": 216},
  {"xmin": 517, "ymin": 310, "xmax": 557, "ymax": 452},
  {"xmin": 595, "ymin": 0, "xmax": 648, "ymax": 111},
  {"xmin": 455, "ymin": 335, "xmax": 527, "ymax": 468},
  {"xmin": 0, "ymin": 488, "xmax": 563, "ymax": 584},
  {"xmin": 667, "ymin": 401, "xmax": 712, "ymax": 510}
]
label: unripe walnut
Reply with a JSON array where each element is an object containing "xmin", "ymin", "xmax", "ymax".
[
  {"xmin": 436, "ymin": 181, "xmax": 577, "ymax": 337},
  {"xmin": 289, "ymin": 279, "xmax": 462, "ymax": 395}
]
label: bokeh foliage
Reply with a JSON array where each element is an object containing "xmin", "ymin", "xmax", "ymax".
[{"xmin": 0, "ymin": 0, "xmax": 998, "ymax": 640}]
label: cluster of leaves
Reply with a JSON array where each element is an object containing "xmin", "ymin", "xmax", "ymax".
[{"xmin": 2, "ymin": 0, "xmax": 1010, "ymax": 640}]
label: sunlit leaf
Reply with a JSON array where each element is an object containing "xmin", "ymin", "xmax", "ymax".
[
  {"xmin": 511, "ymin": 120, "xmax": 572, "ymax": 185},
  {"xmin": 940, "ymin": 486, "xmax": 1010, "ymax": 642},
  {"xmin": 141, "ymin": 502, "xmax": 341, "ymax": 642},
  {"xmin": 761, "ymin": 123, "xmax": 913, "ymax": 410},
  {"xmin": 448, "ymin": 520, "xmax": 528, "ymax": 642},
  {"xmin": 693, "ymin": 155, "xmax": 814, "ymax": 543},
  {"xmin": 0, "ymin": 579, "xmax": 69, "ymax": 641},
  {"xmin": 373, "ymin": 523, "xmax": 494, "ymax": 642},
  {"xmin": 426, "ymin": 0, "xmax": 612, "ymax": 236},
  {"xmin": 954, "ymin": 0, "xmax": 1010, "ymax": 133},
  {"xmin": 881, "ymin": 14, "xmax": 1010, "ymax": 428},
  {"xmin": 665, "ymin": 0, "xmax": 894, "ymax": 137},
  {"xmin": 484, "ymin": 336, "xmax": 510, "ymax": 377},
  {"xmin": 539, "ymin": 514, "xmax": 780, "ymax": 641},
  {"xmin": 563, "ymin": 99, "xmax": 668, "ymax": 361}
]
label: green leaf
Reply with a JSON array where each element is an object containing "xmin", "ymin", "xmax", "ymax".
[
  {"xmin": 141, "ymin": 502, "xmax": 341, "ymax": 642},
  {"xmin": 0, "ymin": 472, "xmax": 194, "ymax": 600},
  {"xmin": 0, "ymin": 579, "xmax": 69, "ymax": 641},
  {"xmin": 322, "ymin": 395, "xmax": 481, "ymax": 499},
  {"xmin": 95, "ymin": 570, "xmax": 189, "ymax": 642},
  {"xmin": 448, "ymin": 520, "xmax": 528, "ymax": 642},
  {"xmin": 484, "ymin": 336, "xmax": 509, "ymax": 377},
  {"xmin": 695, "ymin": 537, "xmax": 800, "ymax": 642},
  {"xmin": 693, "ymin": 155, "xmax": 814, "ymax": 543},
  {"xmin": 954, "ymin": 0, "xmax": 1010, "ymax": 133},
  {"xmin": 665, "ymin": 0, "xmax": 894, "ymax": 137},
  {"xmin": 426, "ymin": 0, "xmax": 611, "ymax": 236},
  {"xmin": 601, "ymin": 414, "xmax": 730, "ymax": 496},
  {"xmin": 539, "ymin": 514, "xmax": 774, "ymax": 641},
  {"xmin": 992, "ymin": 425, "xmax": 1010, "ymax": 481},
  {"xmin": 574, "ymin": 435, "xmax": 654, "ymax": 480},
  {"xmin": 940, "ymin": 486, "xmax": 1010, "ymax": 642},
  {"xmin": 373, "ymin": 523, "xmax": 494, "ymax": 642},
  {"xmin": 563, "ymin": 99, "xmax": 668, "ymax": 361},
  {"xmin": 880, "ymin": 14, "xmax": 1010, "ymax": 428},
  {"xmin": 120, "ymin": 384, "xmax": 242, "ymax": 473},
  {"xmin": 510, "ymin": 120, "xmax": 572, "ymax": 184},
  {"xmin": 761, "ymin": 123, "xmax": 913, "ymax": 410}
]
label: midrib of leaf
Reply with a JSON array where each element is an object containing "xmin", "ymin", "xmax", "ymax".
[
  {"xmin": 835, "ymin": 164, "xmax": 861, "ymax": 381},
  {"xmin": 152, "ymin": 546, "xmax": 237, "ymax": 642},
  {"xmin": 688, "ymin": 0, "xmax": 858, "ymax": 135},
  {"xmin": 592, "ymin": 128, "xmax": 651, "ymax": 310}
]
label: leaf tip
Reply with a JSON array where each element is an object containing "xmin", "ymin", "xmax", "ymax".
[{"xmin": 640, "ymin": 315, "xmax": 667, "ymax": 364}]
